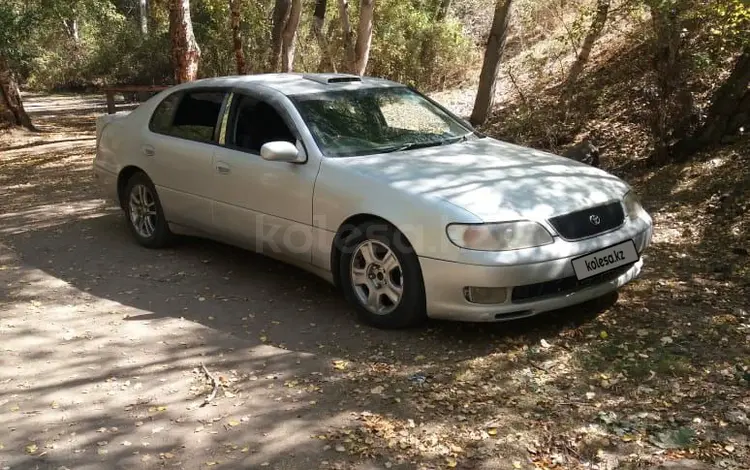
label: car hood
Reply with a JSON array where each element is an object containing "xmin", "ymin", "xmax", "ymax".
[{"xmin": 330, "ymin": 137, "xmax": 631, "ymax": 223}]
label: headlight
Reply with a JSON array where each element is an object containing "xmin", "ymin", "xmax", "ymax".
[
  {"xmin": 623, "ymin": 191, "xmax": 646, "ymax": 220},
  {"xmin": 446, "ymin": 221, "xmax": 554, "ymax": 251}
]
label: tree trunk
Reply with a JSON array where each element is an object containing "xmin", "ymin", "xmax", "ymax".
[
  {"xmin": 672, "ymin": 47, "xmax": 750, "ymax": 158},
  {"xmin": 139, "ymin": 0, "xmax": 149, "ymax": 36},
  {"xmin": 281, "ymin": 0, "xmax": 302, "ymax": 72},
  {"xmin": 269, "ymin": 0, "xmax": 291, "ymax": 72},
  {"xmin": 646, "ymin": 4, "xmax": 689, "ymax": 166},
  {"xmin": 0, "ymin": 55, "xmax": 35, "ymax": 131},
  {"xmin": 169, "ymin": 0, "xmax": 201, "ymax": 83},
  {"xmin": 470, "ymin": 0, "xmax": 513, "ymax": 126},
  {"xmin": 435, "ymin": 0, "xmax": 452, "ymax": 21},
  {"xmin": 230, "ymin": 0, "xmax": 246, "ymax": 74},
  {"xmin": 313, "ymin": 0, "xmax": 337, "ymax": 72},
  {"xmin": 353, "ymin": 0, "xmax": 375, "ymax": 76},
  {"xmin": 565, "ymin": 0, "xmax": 610, "ymax": 87},
  {"xmin": 63, "ymin": 18, "xmax": 80, "ymax": 45},
  {"xmin": 337, "ymin": 0, "xmax": 356, "ymax": 73}
]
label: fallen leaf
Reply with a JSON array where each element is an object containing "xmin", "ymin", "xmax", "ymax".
[
  {"xmin": 487, "ymin": 427, "xmax": 498, "ymax": 436},
  {"xmin": 332, "ymin": 360, "xmax": 348, "ymax": 370},
  {"xmin": 25, "ymin": 443, "xmax": 38, "ymax": 454},
  {"xmin": 446, "ymin": 457, "xmax": 458, "ymax": 468},
  {"xmin": 540, "ymin": 339, "xmax": 552, "ymax": 349},
  {"xmin": 228, "ymin": 420, "xmax": 240, "ymax": 427},
  {"xmin": 600, "ymin": 331, "xmax": 609, "ymax": 339}
]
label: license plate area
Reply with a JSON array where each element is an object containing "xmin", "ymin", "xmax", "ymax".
[{"xmin": 571, "ymin": 240, "xmax": 639, "ymax": 281}]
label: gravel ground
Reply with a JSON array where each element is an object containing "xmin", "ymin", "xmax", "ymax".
[{"xmin": 1, "ymin": 93, "xmax": 748, "ymax": 470}]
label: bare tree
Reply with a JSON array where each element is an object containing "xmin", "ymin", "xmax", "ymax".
[
  {"xmin": 281, "ymin": 0, "xmax": 302, "ymax": 72},
  {"xmin": 353, "ymin": 0, "xmax": 375, "ymax": 76},
  {"xmin": 337, "ymin": 0, "xmax": 356, "ymax": 72},
  {"xmin": 565, "ymin": 0, "xmax": 610, "ymax": 87},
  {"xmin": 470, "ymin": 0, "xmax": 513, "ymax": 126},
  {"xmin": 230, "ymin": 0, "xmax": 246, "ymax": 74},
  {"xmin": 139, "ymin": 0, "xmax": 148, "ymax": 36},
  {"xmin": 312, "ymin": 0, "xmax": 337, "ymax": 72},
  {"xmin": 169, "ymin": 0, "xmax": 201, "ymax": 83},
  {"xmin": 337, "ymin": 0, "xmax": 375, "ymax": 75},
  {"xmin": 0, "ymin": 55, "xmax": 34, "ymax": 131},
  {"xmin": 269, "ymin": 0, "xmax": 291, "ymax": 72}
]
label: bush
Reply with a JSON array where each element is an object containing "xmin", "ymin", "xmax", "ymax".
[{"xmin": 368, "ymin": 0, "xmax": 478, "ymax": 91}]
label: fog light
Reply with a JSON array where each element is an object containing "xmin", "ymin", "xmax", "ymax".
[{"xmin": 463, "ymin": 286, "xmax": 508, "ymax": 304}]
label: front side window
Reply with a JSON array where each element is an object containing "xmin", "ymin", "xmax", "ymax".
[
  {"xmin": 150, "ymin": 90, "xmax": 225, "ymax": 143},
  {"xmin": 229, "ymin": 95, "xmax": 296, "ymax": 153},
  {"xmin": 289, "ymin": 86, "xmax": 472, "ymax": 157}
]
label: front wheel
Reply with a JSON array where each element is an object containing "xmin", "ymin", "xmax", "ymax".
[
  {"xmin": 123, "ymin": 172, "xmax": 173, "ymax": 248},
  {"xmin": 339, "ymin": 222, "xmax": 426, "ymax": 329}
]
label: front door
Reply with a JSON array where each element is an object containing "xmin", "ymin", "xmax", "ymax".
[{"xmin": 211, "ymin": 91, "xmax": 320, "ymax": 264}]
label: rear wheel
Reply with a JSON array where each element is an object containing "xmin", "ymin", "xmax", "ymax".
[
  {"xmin": 339, "ymin": 222, "xmax": 426, "ymax": 329},
  {"xmin": 123, "ymin": 172, "xmax": 173, "ymax": 248}
]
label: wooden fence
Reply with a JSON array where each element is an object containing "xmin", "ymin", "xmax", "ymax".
[{"xmin": 104, "ymin": 85, "xmax": 170, "ymax": 114}]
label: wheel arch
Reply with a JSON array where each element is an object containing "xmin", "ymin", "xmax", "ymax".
[
  {"xmin": 117, "ymin": 165, "xmax": 147, "ymax": 209},
  {"xmin": 329, "ymin": 213, "xmax": 416, "ymax": 289}
]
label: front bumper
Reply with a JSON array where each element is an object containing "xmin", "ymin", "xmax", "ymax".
[{"xmin": 419, "ymin": 225, "xmax": 652, "ymax": 322}]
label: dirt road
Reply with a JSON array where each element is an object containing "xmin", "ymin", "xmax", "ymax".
[{"xmin": 1, "ymin": 94, "xmax": 748, "ymax": 470}]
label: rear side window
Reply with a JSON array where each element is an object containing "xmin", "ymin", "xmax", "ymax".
[
  {"xmin": 149, "ymin": 91, "xmax": 226, "ymax": 143},
  {"xmin": 149, "ymin": 93, "xmax": 180, "ymax": 134}
]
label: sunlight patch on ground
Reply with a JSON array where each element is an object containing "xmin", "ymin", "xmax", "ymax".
[{"xmin": 0, "ymin": 200, "xmax": 115, "ymax": 235}]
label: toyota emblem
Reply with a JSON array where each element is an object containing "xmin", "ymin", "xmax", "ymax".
[{"xmin": 589, "ymin": 214, "xmax": 601, "ymax": 226}]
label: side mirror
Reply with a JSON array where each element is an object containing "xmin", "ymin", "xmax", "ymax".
[{"xmin": 260, "ymin": 141, "xmax": 303, "ymax": 163}]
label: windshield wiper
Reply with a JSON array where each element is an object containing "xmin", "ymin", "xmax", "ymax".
[{"xmin": 378, "ymin": 133, "xmax": 471, "ymax": 154}]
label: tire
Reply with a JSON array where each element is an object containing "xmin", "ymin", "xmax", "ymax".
[
  {"xmin": 123, "ymin": 172, "xmax": 173, "ymax": 248},
  {"xmin": 338, "ymin": 222, "xmax": 426, "ymax": 329}
]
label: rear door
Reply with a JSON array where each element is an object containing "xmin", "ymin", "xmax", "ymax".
[{"xmin": 143, "ymin": 89, "xmax": 229, "ymax": 232}]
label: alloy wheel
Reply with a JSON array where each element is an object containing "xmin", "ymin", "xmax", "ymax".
[
  {"xmin": 128, "ymin": 184, "xmax": 157, "ymax": 239},
  {"xmin": 350, "ymin": 239, "xmax": 404, "ymax": 315}
]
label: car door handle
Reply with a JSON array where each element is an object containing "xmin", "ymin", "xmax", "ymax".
[
  {"xmin": 216, "ymin": 162, "xmax": 231, "ymax": 175},
  {"xmin": 142, "ymin": 145, "xmax": 155, "ymax": 157}
]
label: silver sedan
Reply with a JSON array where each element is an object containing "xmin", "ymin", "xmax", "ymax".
[{"xmin": 93, "ymin": 73, "xmax": 653, "ymax": 329}]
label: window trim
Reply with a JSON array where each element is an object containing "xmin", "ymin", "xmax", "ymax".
[{"xmin": 147, "ymin": 87, "xmax": 232, "ymax": 145}]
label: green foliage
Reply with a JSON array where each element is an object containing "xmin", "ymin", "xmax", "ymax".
[
  {"xmin": 4, "ymin": 0, "xmax": 479, "ymax": 91},
  {"xmin": 368, "ymin": 0, "xmax": 477, "ymax": 90}
]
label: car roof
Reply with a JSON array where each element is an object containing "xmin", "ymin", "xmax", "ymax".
[{"xmin": 179, "ymin": 73, "xmax": 404, "ymax": 96}]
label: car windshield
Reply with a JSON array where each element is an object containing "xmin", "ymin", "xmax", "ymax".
[{"xmin": 289, "ymin": 86, "xmax": 474, "ymax": 157}]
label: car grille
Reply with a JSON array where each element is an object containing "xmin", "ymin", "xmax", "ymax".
[
  {"xmin": 511, "ymin": 263, "xmax": 634, "ymax": 303},
  {"xmin": 548, "ymin": 201, "xmax": 625, "ymax": 240}
]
